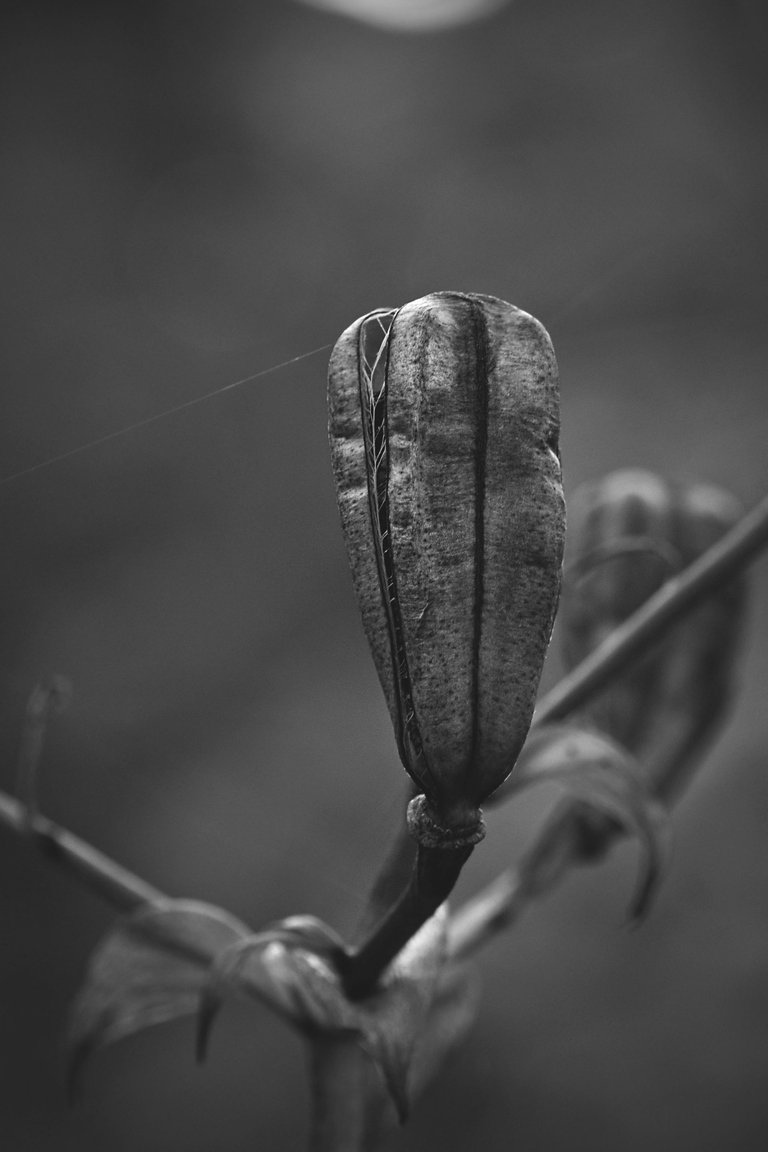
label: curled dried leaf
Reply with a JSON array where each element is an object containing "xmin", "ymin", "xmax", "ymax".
[
  {"xmin": 504, "ymin": 723, "xmax": 667, "ymax": 919},
  {"xmin": 67, "ymin": 899, "xmax": 250, "ymax": 1092}
]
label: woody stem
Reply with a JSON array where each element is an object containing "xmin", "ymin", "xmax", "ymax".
[{"xmin": 336, "ymin": 842, "xmax": 474, "ymax": 1001}]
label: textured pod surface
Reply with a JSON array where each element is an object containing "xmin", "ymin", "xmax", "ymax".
[
  {"xmin": 560, "ymin": 469, "xmax": 748, "ymax": 799},
  {"xmin": 328, "ymin": 291, "xmax": 565, "ymax": 821}
]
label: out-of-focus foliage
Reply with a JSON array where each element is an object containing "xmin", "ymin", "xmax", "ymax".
[
  {"xmin": 560, "ymin": 471, "xmax": 749, "ymax": 801},
  {"xmin": 502, "ymin": 723, "xmax": 666, "ymax": 918}
]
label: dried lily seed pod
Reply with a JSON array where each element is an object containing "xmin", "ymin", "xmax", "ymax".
[
  {"xmin": 328, "ymin": 291, "xmax": 565, "ymax": 831},
  {"xmin": 560, "ymin": 469, "xmax": 748, "ymax": 800}
]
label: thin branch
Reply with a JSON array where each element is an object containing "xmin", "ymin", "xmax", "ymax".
[
  {"xmin": 308, "ymin": 1036, "xmax": 369, "ymax": 1152},
  {"xmin": 353, "ymin": 781, "xmax": 417, "ymax": 940},
  {"xmin": 337, "ymin": 841, "xmax": 474, "ymax": 1000},
  {"xmin": 0, "ymin": 791, "xmax": 165, "ymax": 911},
  {"xmin": 446, "ymin": 869, "xmax": 527, "ymax": 960},
  {"xmin": 446, "ymin": 804, "xmax": 598, "ymax": 960}
]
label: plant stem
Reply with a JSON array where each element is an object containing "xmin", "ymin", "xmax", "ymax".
[
  {"xmin": 353, "ymin": 782, "xmax": 417, "ymax": 939},
  {"xmin": 338, "ymin": 843, "xmax": 474, "ymax": 1000},
  {"xmin": 446, "ymin": 868, "xmax": 526, "ymax": 960},
  {"xmin": 0, "ymin": 790, "xmax": 164, "ymax": 910},
  {"xmin": 446, "ymin": 803, "xmax": 598, "ymax": 959},
  {"xmin": 308, "ymin": 1035, "xmax": 368, "ymax": 1152}
]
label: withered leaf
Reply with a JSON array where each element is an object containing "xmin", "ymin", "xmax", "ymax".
[
  {"xmin": 68, "ymin": 898, "xmax": 250, "ymax": 1090},
  {"xmin": 506, "ymin": 723, "xmax": 668, "ymax": 919},
  {"xmin": 560, "ymin": 470, "xmax": 748, "ymax": 801}
]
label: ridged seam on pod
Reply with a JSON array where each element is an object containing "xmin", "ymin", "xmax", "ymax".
[{"xmin": 328, "ymin": 292, "xmax": 565, "ymax": 830}]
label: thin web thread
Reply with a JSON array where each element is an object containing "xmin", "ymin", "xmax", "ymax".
[{"xmin": 0, "ymin": 343, "xmax": 332, "ymax": 487}]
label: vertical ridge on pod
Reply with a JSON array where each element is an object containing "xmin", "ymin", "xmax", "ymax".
[
  {"xmin": 357, "ymin": 310, "xmax": 427, "ymax": 786},
  {"xmin": 468, "ymin": 298, "xmax": 489, "ymax": 773}
]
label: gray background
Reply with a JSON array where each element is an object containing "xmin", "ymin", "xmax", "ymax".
[{"xmin": 1, "ymin": 0, "xmax": 767, "ymax": 1148}]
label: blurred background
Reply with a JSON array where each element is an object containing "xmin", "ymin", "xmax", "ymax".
[{"xmin": 1, "ymin": 0, "xmax": 767, "ymax": 1148}]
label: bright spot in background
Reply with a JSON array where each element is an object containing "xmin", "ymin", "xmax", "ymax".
[{"xmin": 295, "ymin": 0, "xmax": 511, "ymax": 32}]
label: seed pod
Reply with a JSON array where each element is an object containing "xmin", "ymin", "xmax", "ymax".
[
  {"xmin": 328, "ymin": 291, "xmax": 565, "ymax": 830},
  {"xmin": 560, "ymin": 469, "xmax": 748, "ymax": 800}
]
